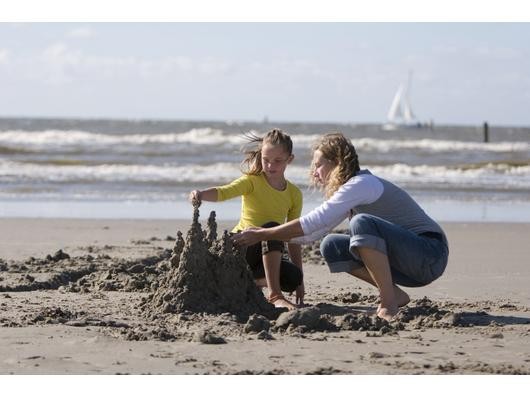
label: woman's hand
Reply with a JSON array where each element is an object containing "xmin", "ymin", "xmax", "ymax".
[
  {"xmin": 231, "ymin": 227, "xmax": 263, "ymax": 247},
  {"xmin": 188, "ymin": 190, "xmax": 201, "ymax": 206}
]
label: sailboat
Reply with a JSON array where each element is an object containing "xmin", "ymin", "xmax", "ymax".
[{"xmin": 383, "ymin": 72, "xmax": 430, "ymax": 131}]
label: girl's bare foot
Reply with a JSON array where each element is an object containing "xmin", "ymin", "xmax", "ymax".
[{"xmin": 268, "ymin": 294, "xmax": 297, "ymax": 310}]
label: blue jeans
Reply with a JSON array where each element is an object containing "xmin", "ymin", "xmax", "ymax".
[{"xmin": 320, "ymin": 214, "xmax": 448, "ymax": 287}]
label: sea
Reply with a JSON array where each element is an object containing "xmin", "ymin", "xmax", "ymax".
[{"xmin": 1, "ymin": 117, "xmax": 529, "ymax": 222}]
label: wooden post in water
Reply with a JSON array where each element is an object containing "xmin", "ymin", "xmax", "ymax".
[{"xmin": 483, "ymin": 121, "xmax": 489, "ymax": 143}]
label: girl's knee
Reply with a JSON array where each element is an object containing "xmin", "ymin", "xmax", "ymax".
[
  {"xmin": 280, "ymin": 262, "xmax": 302, "ymax": 292},
  {"xmin": 261, "ymin": 221, "xmax": 280, "ymax": 228}
]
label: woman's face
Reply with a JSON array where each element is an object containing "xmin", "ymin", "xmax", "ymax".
[{"xmin": 312, "ymin": 149, "xmax": 335, "ymax": 186}]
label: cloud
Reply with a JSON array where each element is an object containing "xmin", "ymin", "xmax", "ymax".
[
  {"xmin": 31, "ymin": 42, "xmax": 237, "ymax": 85},
  {"xmin": 68, "ymin": 27, "xmax": 95, "ymax": 39},
  {"xmin": 0, "ymin": 49, "xmax": 9, "ymax": 65}
]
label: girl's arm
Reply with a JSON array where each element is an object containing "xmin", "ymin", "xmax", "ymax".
[
  {"xmin": 287, "ymin": 242, "xmax": 305, "ymax": 305},
  {"xmin": 188, "ymin": 188, "xmax": 218, "ymax": 205},
  {"xmin": 287, "ymin": 242, "xmax": 303, "ymax": 271}
]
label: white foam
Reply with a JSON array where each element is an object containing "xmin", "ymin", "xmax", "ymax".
[
  {"xmin": 350, "ymin": 137, "xmax": 530, "ymax": 153},
  {"xmin": 0, "ymin": 159, "xmax": 242, "ymax": 183},
  {"xmin": 2, "ymin": 129, "xmax": 528, "ymax": 154},
  {"xmin": 0, "ymin": 128, "xmax": 244, "ymax": 151},
  {"xmin": 2, "ymin": 159, "xmax": 530, "ymax": 190}
]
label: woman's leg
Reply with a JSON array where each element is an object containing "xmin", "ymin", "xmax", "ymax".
[
  {"xmin": 356, "ymin": 246, "xmax": 398, "ymax": 321},
  {"xmin": 350, "ymin": 266, "xmax": 410, "ymax": 308},
  {"xmin": 347, "ymin": 213, "xmax": 448, "ymax": 320},
  {"xmin": 320, "ymin": 233, "xmax": 410, "ymax": 314}
]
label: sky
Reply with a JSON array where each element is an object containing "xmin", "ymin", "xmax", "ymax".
[{"xmin": 1, "ymin": 22, "xmax": 530, "ymax": 126}]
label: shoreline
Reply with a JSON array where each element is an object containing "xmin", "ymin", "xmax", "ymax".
[
  {"xmin": 1, "ymin": 218, "xmax": 529, "ymax": 304},
  {"xmin": 2, "ymin": 197, "xmax": 530, "ymax": 222}
]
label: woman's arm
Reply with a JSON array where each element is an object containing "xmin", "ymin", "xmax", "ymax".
[{"xmin": 232, "ymin": 219, "xmax": 304, "ymax": 247}]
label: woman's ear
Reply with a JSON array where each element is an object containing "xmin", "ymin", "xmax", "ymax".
[{"xmin": 287, "ymin": 154, "xmax": 294, "ymax": 164}]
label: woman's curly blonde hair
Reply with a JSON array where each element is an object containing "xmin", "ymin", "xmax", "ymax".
[{"xmin": 310, "ymin": 132, "xmax": 360, "ymax": 198}]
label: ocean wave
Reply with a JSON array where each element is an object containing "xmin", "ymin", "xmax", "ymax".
[
  {"xmin": 1, "ymin": 129, "xmax": 528, "ymax": 155},
  {"xmin": 0, "ymin": 128, "xmax": 245, "ymax": 152},
  {"xmin": 350, "ymin": 137, "xmax": 530, "ymax": 153},
  {"xmin": 2, "ymin": 159, "xmax": 530, "ymax": 190}
]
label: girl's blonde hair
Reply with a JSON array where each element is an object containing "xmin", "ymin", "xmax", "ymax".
[
  {"xmin": 310, "ymin": 132, "xmax": 360, "ymax": 198},
  {"xmin": 240, "ymin": 129, "xmax": 293, "ymax": 175}
]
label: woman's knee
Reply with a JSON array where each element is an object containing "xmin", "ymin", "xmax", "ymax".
[
  {"xmin": 320, "ymin": 234, "xmax": 353, "ymax": 262},
  {"xmin": 349, "ymin": 213, "xmax": 379, "ymax": 235},
  {"xmin": 320, "ymin": 234, "xmax": 339, "ymax": 261}
]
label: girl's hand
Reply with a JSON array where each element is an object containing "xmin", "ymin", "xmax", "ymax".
[
  {"xmin": 231, "ymin": 227, "xmax": 262, "ymax": 247},
  {"xmin": 188, "ymin": 190, "xmax": 201, "ymax": 206},
  {"xmin": 295, "ymin": 282, "xmax": 305, "ymax": 306}
]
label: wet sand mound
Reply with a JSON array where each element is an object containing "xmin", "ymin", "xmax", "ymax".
[{"xmin": 145, "ymin": 206, "xmax": 275, "ymax": 319}]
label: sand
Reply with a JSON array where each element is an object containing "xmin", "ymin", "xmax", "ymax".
[{"xmin": 1, "ymin": 216, "xmax": 529, "ymax": 374}]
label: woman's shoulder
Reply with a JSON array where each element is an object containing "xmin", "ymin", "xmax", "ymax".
[
  {"xmin": 341, "ymin": 170, "xmax": 383, "ymax": 191},
  {"xmin": 346, "ymin": 170, "xmax": 377, "ymax": 182}
]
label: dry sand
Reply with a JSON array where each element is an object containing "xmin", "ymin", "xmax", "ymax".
[{"xmin": 1, "ymin": 216, "xmax": 529, "ymax": 374}]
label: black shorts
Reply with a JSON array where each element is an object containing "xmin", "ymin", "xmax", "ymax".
[{"xmin": 244, "ymin": 221, "xmax": 303, "ymax": 293}]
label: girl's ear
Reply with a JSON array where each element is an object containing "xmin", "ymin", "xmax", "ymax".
[{"xmin": 287, "ymin": 154, "xmax": 294, "ymax": 164}]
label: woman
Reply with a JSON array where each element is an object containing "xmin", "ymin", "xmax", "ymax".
[{"xmin": 232, "ymin": 132, "xmax": 449, "ymax": 321}]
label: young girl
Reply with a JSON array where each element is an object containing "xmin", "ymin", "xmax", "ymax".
[
  {"xmin": 188, "ymin": 129, "xmax": 304, "ymax": 310},
  {"xmin": 233, "ymin": 132, "xmax": 449, "ymax": 321}
]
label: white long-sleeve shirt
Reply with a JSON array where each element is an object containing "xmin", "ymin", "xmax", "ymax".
[{"xmin": 291, "ymin": 170, "xmax": 446, "ymax": 246}]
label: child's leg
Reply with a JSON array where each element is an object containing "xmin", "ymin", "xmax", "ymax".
[
  {"xmin": 262, "ymin": 250, "xmax": 282, "ymax": 294},
  {"xmin": 262, "ymin": 250, "xmax": 296, "ymax": 310},
  {"xmin": 260, "ymin": 222, "xmax": 297, "ymax": 310},
  {"xmin": 278, "ymin": 259, "xmax": 303, "ymax": 293}
]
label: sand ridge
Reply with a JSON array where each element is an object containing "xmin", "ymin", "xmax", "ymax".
[{"xmin": 1, "ymin": 217, "xmax": 529, "ymax": 374}]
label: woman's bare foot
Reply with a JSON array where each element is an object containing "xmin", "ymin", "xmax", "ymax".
[
  {"xmin": 376, "ymin": 303, "xmax": 399, "ymax": 321},
  {"xmin": 394, "ymin": 286, "xmax": 410, "ymax": 307}
]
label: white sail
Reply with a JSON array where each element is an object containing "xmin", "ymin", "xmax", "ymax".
[
  {"xmin": 384, "ymin": 71, "xmax": 423, "ymax": 130},
  {"xmin": 387, "ymin": 84, "xmax": 404, "ymax": 121},
  {"xmin": 402, "ymin": 96, "xmax": 415, "ymax": 122}
]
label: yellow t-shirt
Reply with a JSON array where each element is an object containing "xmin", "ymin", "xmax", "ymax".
[{"xmin": 216, "ymin": 173, "xmax": 303, "ymax": 233}]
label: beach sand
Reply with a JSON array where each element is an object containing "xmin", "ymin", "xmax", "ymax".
[{"xmin": 1, "ymin": 217, "xmax": 529, "ymax": 374}]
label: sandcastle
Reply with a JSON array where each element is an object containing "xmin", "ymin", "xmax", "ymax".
[{"xmin": 147, "ymin": 204, "xmax": 275, "ymax": 318}]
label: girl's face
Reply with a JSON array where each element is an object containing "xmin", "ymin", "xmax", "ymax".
[
  {"xmin": 312, "ymin": 149, "xmax": 335, "ymax": 186},
  {"xmin": 261, "ymin": 143, "xmax": 293, "ymax": 178}
]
